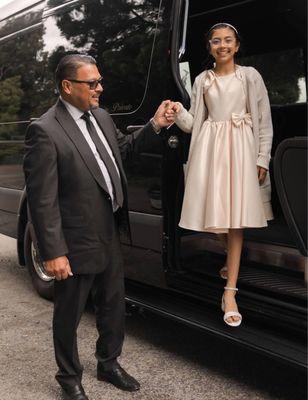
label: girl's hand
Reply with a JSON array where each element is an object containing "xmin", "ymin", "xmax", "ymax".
[
  {"xmin": 152, "ymin": 100, "xmax": 175, "ymax": 128},
  {"xmin": 172, "ymin": 102, "xmax": 182, "ymax": 113},
  {"xmin": 257, "ymin": 166, "xmax": 267, "ymax": 185},
  {"xmin": 164, "ymin": 102, "xmax": 182, "ymax": 123}
]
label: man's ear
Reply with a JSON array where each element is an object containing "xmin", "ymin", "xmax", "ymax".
[{"xmin": 61, "ymin": 80, "xmax": 72, "ymax": 95}]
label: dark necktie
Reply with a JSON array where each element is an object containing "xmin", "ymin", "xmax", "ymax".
[{"xmin": 81, "ymin": 111, "xmax": 124, "ymax": 207}]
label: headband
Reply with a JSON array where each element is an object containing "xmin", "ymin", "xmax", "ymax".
[{"xmin": 208, "ymin": 23, "xmax": 239, "ymax": 35}]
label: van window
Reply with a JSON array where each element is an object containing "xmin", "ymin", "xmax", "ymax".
[
  {"xmin": 240, "ymin": 48, "xmax": 306, "ymax": 105},
  {"xmin": 0, "ymin": 24, "xmax": 46, "ymax": 141},
  {"xmin": 0, "ymin": 22, "xmax": 46, "ymax": 189},
  {"xmin": 42, "ymin": 0, "xmax": 161, "ymax": 114},
  {"xmin": 0, "ymin": 0, "xmax": 162, "ymax": 191},
  {"xmin": 0, "ymin": 1, "xmax": 44, "ymax": 38},
  {"xmin": 0, "ymin": 0, "xmax": 162, "ymax": 134}
]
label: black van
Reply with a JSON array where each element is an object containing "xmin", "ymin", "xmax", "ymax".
[{"xmin": 0, "ymin": 0, "xmax": 306, "ymax": 370}]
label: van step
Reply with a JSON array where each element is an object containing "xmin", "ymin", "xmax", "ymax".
[
  {"xmin": 166, "ymin": 255, "xmax": 307, "ymax": 336},
  {"xmin": 239, "ymin": 267, "xmax": 306, "ymax": 299},
  {"xmin": 125, "ymin": 280, "xmax": 307, "ymax": 371},
  {"xmin": 184, "ymin": 253, "xmax": 306, "ymax": 304}
]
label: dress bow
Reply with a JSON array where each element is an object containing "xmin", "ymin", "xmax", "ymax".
[{"xmin": 231, "ymin": 112, "xmax": 252, "ymax": 127}]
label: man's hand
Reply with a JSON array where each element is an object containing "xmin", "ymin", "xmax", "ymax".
[
  {"xmin": 152, "ymin": 100, "xmax": 176, "ymax": 129},
  {"xmin": 257, "ymin": 166, "xmax": 267, "ymax": 185},
  {"xmin": 44, "ymin": 256, "xmax": 73, "ymax": 280}
]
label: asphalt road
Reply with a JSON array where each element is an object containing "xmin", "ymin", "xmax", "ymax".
[{"xmin": 0, "ymin": 234, "xmax": 306, "ymax": 400}]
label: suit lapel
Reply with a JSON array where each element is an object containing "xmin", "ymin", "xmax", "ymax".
[{"xmin": 55, "ymin": 100, "xmax": 110, "ymax": 194}]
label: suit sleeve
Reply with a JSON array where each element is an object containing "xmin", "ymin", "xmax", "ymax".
[
  {"xmin": 115, "ymin": 121, "xmax": 161, "ymax": 156},
  {"xmin": 23, "ymin": 123, "xmax": 68, "ymax": 261}
]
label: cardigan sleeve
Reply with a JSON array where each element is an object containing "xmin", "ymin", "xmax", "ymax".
[
  {"xmin": 254, "ymin": 69, "xmax": 273, "ymax": 170},
  {"xmin": 174, "ymin": 76, "xmax": 199, "ymax": 133}
]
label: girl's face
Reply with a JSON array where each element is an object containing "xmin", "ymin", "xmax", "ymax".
[{"xmin": 209, "ymin": 27, "xmax": 239, "ymax": 64}]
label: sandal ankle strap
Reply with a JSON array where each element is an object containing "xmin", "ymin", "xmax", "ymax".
[{"xmin": 224, "ymin": 286, "xmax": 238, "ymax": 291}]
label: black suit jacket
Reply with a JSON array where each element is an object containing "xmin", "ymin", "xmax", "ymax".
[{"xmin": 23, "ymin": 99, "xmax": 157, "ymax": 274}]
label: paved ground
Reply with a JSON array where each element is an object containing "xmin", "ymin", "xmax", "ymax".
[{"xmin": 0, "ymin": 234, "xmax": 306, "ymax": 400}]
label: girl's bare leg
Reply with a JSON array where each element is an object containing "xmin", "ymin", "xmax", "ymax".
[
  {"xmin": 217, "ymin": 233, "xmax": 228, "ymax": 278},
  {"xmin": 224, "ymin": 229, "xmax": 243, "ymax": 323},
  {"xmin": 217, "ymin": 233, "xmax": 228, "ymax": 250}
]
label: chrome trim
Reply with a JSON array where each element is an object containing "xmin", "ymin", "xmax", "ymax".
[
  {"xmin": 0, "ymin": 0, "xmax": 44, "ymax": 23},
  {"xmin": 0, "ymin": 21, "xmax": 43, "ymax": 43},
  {"xmin": 43, "ymin": 0, "xmax": 81, "ymax": 18},
  {"xmin": 126, "ymin": 125, "xmax": 144, "ymax": 133},
  {"xmin": 178, "ymin": 0, "xmax": 189, "ymax": 59},
  {"xmin": 0, "ymin": 121, "xmax": 30, "ymax": 125}
]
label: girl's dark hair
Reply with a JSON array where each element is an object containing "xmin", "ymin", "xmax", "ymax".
[{"xmin": 55, "ymin": 54, "xmax": 97, "ymax": 91}]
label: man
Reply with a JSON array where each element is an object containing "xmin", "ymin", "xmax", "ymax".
[{"xmin": 23, "ymin": 54, "xmax": 171, "ymax": 400}]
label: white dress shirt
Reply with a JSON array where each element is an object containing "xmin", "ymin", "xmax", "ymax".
[{"xmin": 61, "ymin": 98, "xmax": 120, "ymax": 211}]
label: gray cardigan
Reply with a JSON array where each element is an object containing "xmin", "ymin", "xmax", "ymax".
[{"xmin": 175, "ymin": 65, "xmax": 273, "ymax": 170}]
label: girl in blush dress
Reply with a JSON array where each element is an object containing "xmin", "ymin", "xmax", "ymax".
[{"xmin": 166, "ymin": 23, "xmax": 273, "ymax": 327}]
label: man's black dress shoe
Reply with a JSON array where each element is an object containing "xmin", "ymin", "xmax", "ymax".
[
  {"xmin": 61, "ymin": 383, "xmax": 89, "ymax": 400},
  {"xmin": 97, "ymin": 362, "xmax": 140, "ymax": 392}
]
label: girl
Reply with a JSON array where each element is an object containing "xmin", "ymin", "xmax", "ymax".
[{"xmin": 166, "ymin": 23, "xmax": 273, "ymax": 327}]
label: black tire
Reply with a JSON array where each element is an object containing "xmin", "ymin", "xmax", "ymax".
[{"xmin": 24, "ymin": 223, "xmax": 54, "ymax": 300}]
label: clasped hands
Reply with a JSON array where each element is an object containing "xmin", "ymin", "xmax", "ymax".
[{"xmin": 152, "ymin": 100, "xmax": 181, "ymax": 129}]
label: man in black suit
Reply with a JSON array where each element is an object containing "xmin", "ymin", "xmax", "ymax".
[{"xmin": 23, "ymin": 54, "xmax": 171, "ymax": 400}]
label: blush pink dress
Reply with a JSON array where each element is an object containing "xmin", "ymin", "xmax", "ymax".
[{"xmin": 179, "ymin": 70, "xmax": 273, "ymax": 233}]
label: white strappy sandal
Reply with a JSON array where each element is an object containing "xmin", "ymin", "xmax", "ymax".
[{"xmin": 221, "ymin": 287, "xmax": 242, "ymax": 327}]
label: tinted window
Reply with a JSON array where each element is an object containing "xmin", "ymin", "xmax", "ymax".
[
  {"xmin": 0, "ymin": 20, "xmax": 46, "ymax": 188},
  {"xmin": 43, "ymin": 0, "xmax": 161, "ymax": 114},
  {"xmin": 0, "ymin": 0, "xmax": 162, "ymax": 133},
  {"xmin": 0, "ymin": 1, "xmax": 44, "ymax": 37},
  {"xmin": 240, "ymin": 49, "xmax": 306, "ymax": 105},
  {"xmin": 0, "ymin": 0, "xmax": 163, "ymax": 192},
  {"xmin": 0, "ymin": 24, "xmax": 47, "ymax": 140}
]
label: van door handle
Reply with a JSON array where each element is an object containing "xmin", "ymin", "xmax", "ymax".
[{"xmin": 126, "ymin": 125, "xmax": 144, "ymax": 133}]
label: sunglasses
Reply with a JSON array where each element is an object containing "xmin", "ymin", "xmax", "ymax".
[{"xmin": 67, "ymin": 77, "xmax": 103, "ymax": 90}]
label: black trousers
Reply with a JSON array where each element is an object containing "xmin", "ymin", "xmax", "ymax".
[{"xmin": 52, "ymin": 248, "xmax": 125, "ymax": 388}]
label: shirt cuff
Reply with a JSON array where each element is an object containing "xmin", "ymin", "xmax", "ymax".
[{"xmin": 150, "ymin": 117, "xmax": 161, "ymax": 134}]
